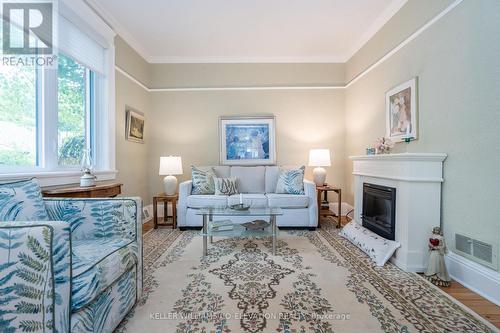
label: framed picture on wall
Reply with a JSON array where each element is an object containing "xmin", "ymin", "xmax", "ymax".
[
  {"xmin": 386, "ymin": 77, "xmax": 418, "ymax": 142},
  {"xmin": 126, "ymin": 108, "xmax": 145, "ymax": 143},
  {"xmin": 219, "ymin": 116, "xmax": 276, "ymax": 165}
]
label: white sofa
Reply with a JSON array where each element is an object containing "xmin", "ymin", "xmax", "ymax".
[{"xmin": 178, "ymin": 166, "xmax": 318, "ymax": 228}]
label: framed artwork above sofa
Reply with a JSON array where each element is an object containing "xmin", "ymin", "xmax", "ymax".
[{"xmin": 219, "ymin": 116, "xmax": 276, "ymax": 165}]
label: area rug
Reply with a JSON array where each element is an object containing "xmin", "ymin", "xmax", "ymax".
[{"xmin": 116, "ymin": 222, "xmax": 496, "ymax": 333}]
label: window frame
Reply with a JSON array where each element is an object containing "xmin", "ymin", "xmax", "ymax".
[{"xmin": 0, "ymin": 1, "xmax": 116, "ymax": 186}]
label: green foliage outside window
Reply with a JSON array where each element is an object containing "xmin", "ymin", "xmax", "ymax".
[{"xmin": 58, "ymin": 54, "xmax": 87, "ymax": 166}]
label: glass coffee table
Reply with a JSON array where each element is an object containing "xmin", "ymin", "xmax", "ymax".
[{"xmin": 196, "ymin": 207, "xmax": 283, "ymax": 256}]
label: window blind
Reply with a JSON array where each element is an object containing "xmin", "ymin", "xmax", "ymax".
[{"xmin": 58, "ymin": 15, "xmax": 105, "ymax": 75}]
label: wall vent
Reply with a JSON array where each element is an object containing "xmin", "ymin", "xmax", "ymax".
[{"xmin": 455, "ymin": 233, "xmax": 498, "ymax": 270}]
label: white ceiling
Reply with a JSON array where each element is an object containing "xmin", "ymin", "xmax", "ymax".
[{"xmin": 87, "ymin": 0, "xmax": 407, "ymax": 63}]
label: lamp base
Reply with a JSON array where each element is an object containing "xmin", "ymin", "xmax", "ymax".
[
  {"xmin": 313, "ymin": 167, "xmax": 327, "ymax": 187},
  {"xmin": 163, "ymin": 175, "xmax": 178, "ymax": 195}
]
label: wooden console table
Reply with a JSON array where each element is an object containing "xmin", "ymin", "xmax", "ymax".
[
  {"xmin": 317, "ymin": 185, "xmax": 342, "ymax": 228},
  {"xmin": 42, "ymin": 182, "xmax": 122, "ymax": 198}
]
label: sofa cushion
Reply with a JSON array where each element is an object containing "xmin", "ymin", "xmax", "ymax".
[
  {"xmin": 265, "ymin": 166, "xmax": 280, "ymax": 193},
  {"xmin": 213, "ymin": 166, "xmax": 231, "ymax": 178},
  {"xmin": 186, "ymin": 195, "xmax": 228, "ymax": 208},
  {"xmin": 0, "ymin": 178, "xmax": 49, "ymax": 221},
  {"xmin": 71, "ymin": 238, "xmax": 137, "ymax": 310},
  {"xmin": 191, "ymin": 166, "xmax": 216, "ymax": 194},
  {"xmin": 230, "ymin": 166, "xmax": 265, "ymax": 193},
  {"xmin": 275, "ymin": 166, "xmax": 305, "ymax": 194},
  {"xmin": 267, "ymin": 193, "xmax": 309, "ymax": 208},
  {"xmin": 228, "ymin": 194, "xmax": 268, "ymax": 208}
]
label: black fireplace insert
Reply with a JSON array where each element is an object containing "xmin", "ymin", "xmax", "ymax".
[{"xmin": 362, "ymin": 183, "xmax": 396, "ymax": 240}]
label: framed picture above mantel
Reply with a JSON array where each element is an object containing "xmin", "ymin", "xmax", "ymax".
[
  {"xmin": 219, "ymin": 116, "xmax": 276, "ymax": 165},
  {"xmin": 386, "ymin": 77, "xmax": 418, "ymax": 142}
]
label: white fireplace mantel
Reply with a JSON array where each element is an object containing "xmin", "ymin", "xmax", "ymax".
[{"xmin": 350, "ymin": 153, "xmax": 447, "ymax": 272}]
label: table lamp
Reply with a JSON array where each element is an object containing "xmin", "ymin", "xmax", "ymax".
[
  {"xmin": 159, "ymin": 156, "xmax": 183, "ymax": 195},
  {"xmin": 308, "ymin": 149, "xmax": 331, "ymax": 186}
]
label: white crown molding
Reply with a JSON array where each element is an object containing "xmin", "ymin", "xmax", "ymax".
[
  {"xmin": 84, "ymin": 0, "xmax": 151, "ymax": 61},
  {"xmin": 148, "ymin": 55, "xmax": 347, "ymax": 64},
  {"xmin": 85, "ymin": 0, "xmax": 407, "ymax": 64},
  {"xmin": 87, "ymin": 0, "xmax": 462, "ymax": 67},
  {"xmin": 343, "ymin": 0, "xmax": 408, "ymax": 63}
]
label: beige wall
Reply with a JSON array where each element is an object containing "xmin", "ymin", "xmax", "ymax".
[
  {"xmin": 345, "ymin": 0, "xmax": 454, "ymax": 82},
  {"xmin": 344, "ymin": 0, "xmax": 500, "ymax": 268},
  {"xmin": 150, "ymin": 63, "xmax": 345, "ymax": 88},
  {"xmin": 115, "ymin": 36, "xmax": 151, "ymax": 86},
  {"xmin": 148, "ymin": 90, "xmax": 345, "ymax": 198},
  {"xmin": 114, "ymin": 37, "xmax": 152, "ymax": 204}
]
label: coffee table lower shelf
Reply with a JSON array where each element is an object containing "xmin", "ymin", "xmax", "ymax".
[{"xmin": 198, "ymin": 209, "xmax": 280, "ymax": 257}]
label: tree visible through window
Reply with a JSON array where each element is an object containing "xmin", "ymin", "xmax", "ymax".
[
  {"xmin": 58, "ymin": 54, "xmax": 90, "ymax": 166},
  {"xmin": 0, "ymin": 65, "xmax": 38, "ymax": 167}
]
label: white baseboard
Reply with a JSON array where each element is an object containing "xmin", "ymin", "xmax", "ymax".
[
  {"xmin": 446, "ymin": 251, "xmax": 500, "ymax": 306},
  {"xmin": 328, "ymin": 202, "xmax": 354, "ymax": 216}
]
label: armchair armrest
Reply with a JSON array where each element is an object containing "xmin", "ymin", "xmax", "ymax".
[
  {"xmin": 0, "ymin": 221, "xmax": 71, "ymax": 333},
  {"xmin": 44, "ymin": 197, "xmax": 142, "ymax": 242}
]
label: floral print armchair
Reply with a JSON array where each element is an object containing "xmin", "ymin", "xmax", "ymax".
[{"xmin": 0, "ymin": 179, "xmax": 142, "ymax": 333}]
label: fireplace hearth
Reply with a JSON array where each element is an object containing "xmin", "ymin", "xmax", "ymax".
[{"xmin": 362, "ymin": 183, "xmax": 396, "ymax": 241}]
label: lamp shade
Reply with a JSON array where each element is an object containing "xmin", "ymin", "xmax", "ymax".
[
  {"xmin": 159, "ymin": 156, "xmax": 183, "ymax": 175},
  {"xmin": 308, "ymin": 149, "xmax": 331, "ymax": 167}
]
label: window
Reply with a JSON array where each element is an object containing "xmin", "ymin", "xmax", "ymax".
[
  {"xmin": 57, "ymin": 54, "xmax": 95, "ymax": 167},
  {"xmin": 0, "ymin": 65, "xmax": 38, "ymax": 167},
  {"xmin": 0, "ymin": 54, "xmax": 97, "ymax": 170},
  {"xmin": 0, "ymin": 4, "xmax": 115, "ymax": 184}
]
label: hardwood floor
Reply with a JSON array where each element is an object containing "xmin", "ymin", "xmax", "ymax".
[
  {"xmin": 142, "ymin": 219, "xmax": 154, "ymax": 233},
  {"xmin": 141, "ymin": 216, "xmax": 500, "ymax": 329},
  {"xmin": 438, "ymin": 281, "xmax": 500, "ymax": 329}
]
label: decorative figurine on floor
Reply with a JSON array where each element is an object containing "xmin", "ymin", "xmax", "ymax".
[{"xmin": 424, "ymin": 226, "xmax": 451, "ymax": 287}]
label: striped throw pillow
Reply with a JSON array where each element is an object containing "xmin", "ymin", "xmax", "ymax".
[
  {"xmin": 191, "ymin": 166, "xmax": 216, "ymax": 195},
  {"xmin": 214, "ymin": 177, "xmax": 238, "ymax": 196}
]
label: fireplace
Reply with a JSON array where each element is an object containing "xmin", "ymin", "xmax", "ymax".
[{"xmin": 362, "ymin": 183, "xmax": 396, "ymax": 240}]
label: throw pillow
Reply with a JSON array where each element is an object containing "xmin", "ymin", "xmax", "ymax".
[
  {"xmin": 0, "ymin": 178, "xmax": 49, "ymax": 221},
  {"xmin": 214, "ymin": 177, "xmax": 238, "ymax": 196},
  {"xmin": 339, "ymin": 222, "xmax": 401, "ymax": 266},
  {"xmin": 191, "ymin": 166, "xmax": 216, "ymax": 195},
  {"xmin": 275, "ymin": 166, "xmax": 305, "ymax": 194}
]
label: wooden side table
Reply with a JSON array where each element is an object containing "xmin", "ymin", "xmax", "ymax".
[
  {"xmin": 317, "ymin": 185, "xmax": 342, "ymax": 228},
  {"xmin": 42, "ymin": 182, "xmax": 122, "ymax": 198},
  {"xmin": 153, "ymin": 193, "xmax": 178, "ymax": 229}
]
